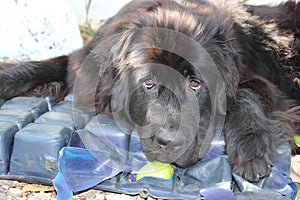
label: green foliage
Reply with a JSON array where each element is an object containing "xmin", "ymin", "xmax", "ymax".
[
  {"xmin": 80, "ymin": 25, "xmax": 96, "ymax": 44},
  {"xmin": 85, "ymin": 0, "xmax": 93, "ymax": 24}
]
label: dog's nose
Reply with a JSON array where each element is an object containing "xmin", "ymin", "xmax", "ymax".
[{"xmin": 156, "ymin": 129, "xmax": 173, "ymax": 146}]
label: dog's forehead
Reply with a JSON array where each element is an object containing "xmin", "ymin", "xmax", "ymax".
[
  {"xmin": 132, "ymin": 61, "xmax": 201, "ymax": 81},
  {"xmin": 142, "ymin": 48, "xmax": 199, "ymax": 73}
]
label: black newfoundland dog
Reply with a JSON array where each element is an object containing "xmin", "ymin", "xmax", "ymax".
[{"xmin": 1, "ymin": 0, "xmax": 300, "ymax": 182}]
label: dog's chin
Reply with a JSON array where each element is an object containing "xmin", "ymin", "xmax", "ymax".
[
  {"xmin": 141, "ymin": 142, "xmax": 178, "ymax": 164},
  {"xmin": 141, "ymin": 139, "xmax": 200, "ymax": 168},
  {"xmin": 144, "ymin": 152, "xmax": 175, "ymax": 164}
]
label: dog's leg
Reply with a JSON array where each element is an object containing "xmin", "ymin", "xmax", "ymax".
[
  {"xmin": 0, "ymin": 56, "xmax": 68, "ymax": 100},
  {"xmin": 224, "ymin": 88, "xmax": 292, "ymax": 182}
]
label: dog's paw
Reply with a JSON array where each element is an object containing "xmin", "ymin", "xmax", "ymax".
[
  {"xmin": 227, "ymin": 133, "xmax": 277, "ymax": 182},
  {"xmin": 232, "ymin": 155, "xmax": 273, "ymax": 182}
]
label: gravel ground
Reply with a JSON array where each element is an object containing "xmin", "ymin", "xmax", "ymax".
[
  {"xmin": 1, "ymin": 155, "xmax": 300, "ymax": 200},
  {"xmin": 0, "ymin": 179, "xmax": 162, "ymax": 200}
]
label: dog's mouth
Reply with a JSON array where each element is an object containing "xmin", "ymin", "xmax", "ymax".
[
  {"xmin": 139, "ymin": 134, "xmax": 196, "ymax": 166},
  {"xmin": 143, "ymin": 147, "xmax": 179, "ymax": 164},
  {"xmin": 135, "ymin": 120, "xmax": 203, "ymax": 167}
]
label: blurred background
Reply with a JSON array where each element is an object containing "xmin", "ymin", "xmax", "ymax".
[
  {"xmin": 68, "ymin": 0, "xmax": 287, "ymax": 22},
  {"xmin": 0, "ymin": 0, "xmax": 290, "ymax": 62}
]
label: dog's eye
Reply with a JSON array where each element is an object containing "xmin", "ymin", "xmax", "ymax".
[
  {"xmin": 189, "ymin": 79, "xmax": 201, "ymax": 91},
  {"xmin": 143, "ymin": 79, "xmax": 156, "ymax": 90}
]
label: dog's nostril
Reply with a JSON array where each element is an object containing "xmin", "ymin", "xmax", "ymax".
[
  {"xmin": 157, "ymin": 137, "xmax": 171, "ymax": 146},
  {"xmin": 156, "ymin": 130, "xmax": 173, "ymax": 146}
]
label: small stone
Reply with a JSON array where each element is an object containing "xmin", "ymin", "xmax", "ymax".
[
  {"xmin": 0, "ymin": 186, "xmax": 6, "ymax": 193},
  {"xmin": 136, "ymin": 195, "xmax": 145, "ymax": 200},
  {"xmin": 104, "ymin": 193, "xmax": 116, "ymax": 200},
  {"xmin": 119, "ymin": 194, "xmax": 135, "ymax": 200},
  {"xmin": 0, "ymin": 193, "xmax": 7, "ymax": 199},
  {"xmin": 77, "ymin": 190, "xmax": 104, "ymax": 200},
  {"xmin": 28, "ymin": 196, "xmax": 41, "ymax": 200},
  {"xmin": 9, "ymin": 188, "xmax": 22, "ymax": 196},
  {"xmin": 72, "ymin": 195, "xmax": 86, "ymax": 200},
  {"xmin": 147, "ymin": 196, "xmax": 156, "ymax": 200},
  {"xmin": 2, "ymin": 185, "xmax": 9, "ymax": 190},
  {"xmin": 22, "ymin": 184, "xmax": 54, "ymax": 193},
  {"xmin": 0, "ymin": 180, "xmax": 19, "ymax": 187}
]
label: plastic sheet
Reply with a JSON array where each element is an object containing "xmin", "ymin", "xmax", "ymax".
[
  {"xmin": 0, "ymin": 122, "xmax": 18, "ymax": 175},
  {"xmin": 1, "ymin": 97, "xmax": 48, "ymax": 119},
  {"xmin": 0, "ymin": 109, "xmax": 35, "ymax": 130},
  {"xmin": 51, "ymin": 101, "xmax": 92, "ymax": 124},
  {"xmin": 35, "ymin": 111, "xmax": 86, "ymax": 131},
  {"xmin": 0, "ymin": 97, "xmax": 297, "ymax": 200},
  {"xmin": 10, "ymin": 123, "xmax": 72, "ymax": 179},
  {"xmin": 0, "ymin": 97, "xmax": 88, "ymax": 183},
  {"xmin": 53, "ymin": 114, "xmax": 296, "ymax": 200},
  {"xmin": 0, "ymin": 99, "xmax": 4, "ymax": 107}
]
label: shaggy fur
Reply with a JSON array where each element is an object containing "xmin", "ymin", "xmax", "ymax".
[{"xmin": 1, "ymin": 0, "xmax": 300, "ymax": 182}]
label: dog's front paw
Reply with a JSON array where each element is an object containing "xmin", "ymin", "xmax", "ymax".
[
  {"xmin": 227, "ymin": 133, "xmax": 277, "ymax": 182},
  {"xmin": 231, "ymin": 154, "xmax": 273, "ymax": 182}
]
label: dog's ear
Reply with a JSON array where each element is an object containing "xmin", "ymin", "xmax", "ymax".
[
  {"xmin": 72, "ymin": 29, "xmax": 137, "ymax": 115},
  {"xmin": 71, "ymin": 40, "xmax": 121, "ymax": 114},
  {"xmin": 110, "ymin": 70, "xmax": 136, "ymax": 124},
  {"xmin": 71, "ymin": 51, "xmax": 104, "ymax": 114}
]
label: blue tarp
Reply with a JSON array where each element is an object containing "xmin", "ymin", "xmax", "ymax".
[
  {"xmin": 0, "ymin": 96, "xmax": 297, "ymax": 200},
  {"xmin": 53, "ymin": 114, "xmax": 296, "ymax": 200}
]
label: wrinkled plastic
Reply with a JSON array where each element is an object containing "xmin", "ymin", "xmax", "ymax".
[
  {"xmin": 0, "ymin": 109, "xmax": 35, "ymax": 130},
  {"xmin": 1, "ymin": 97, "xmax": 48, "ymax": 119},
  {"xmin": 51, "ymin": 101, "xmax": 92, "ymax": 124},
  {"xmin": 53, "ymin": 114, "xmax": 296, "ymax": 200},
  {"xmin": 233, "ymin": 144, "xmax": 296, "ymax": 199},
  {"xmin": 10, "ymin": 123, "xmax": 72, "ymax": 179},
  {"xmin": 0, "ymin": 97, "xmax": 297, "ymax": 200},
  {"xmin": 35, "ymin": 111, "xmax": 86, "ymax": 131},
  {"xmin": 0, "ymin": 99, "xmax": 4, "ymax": 107},
  {"xmin": 0, "ymin": 122, "xmax": 18, "ymax": 174},
  {"xmin": 0, "ymin": 97, "xmax": 86, "ymax": 183}
]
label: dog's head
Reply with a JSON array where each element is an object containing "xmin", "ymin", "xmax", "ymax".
[
  {"xmin": 127, "ymin": 60, "xmax": 212, "ymax": 167},
  {"xmin": 74, "ymin": 1, "xmax": 240, "ymax": 168},
  {"xmin": 109, "ymin": 27, "xmax": 235, "ymax": 168}
]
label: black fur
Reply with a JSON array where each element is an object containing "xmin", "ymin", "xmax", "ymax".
[{"xmin": 1, "ymin": 0, "xmax": 300, "ymax": 182}]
